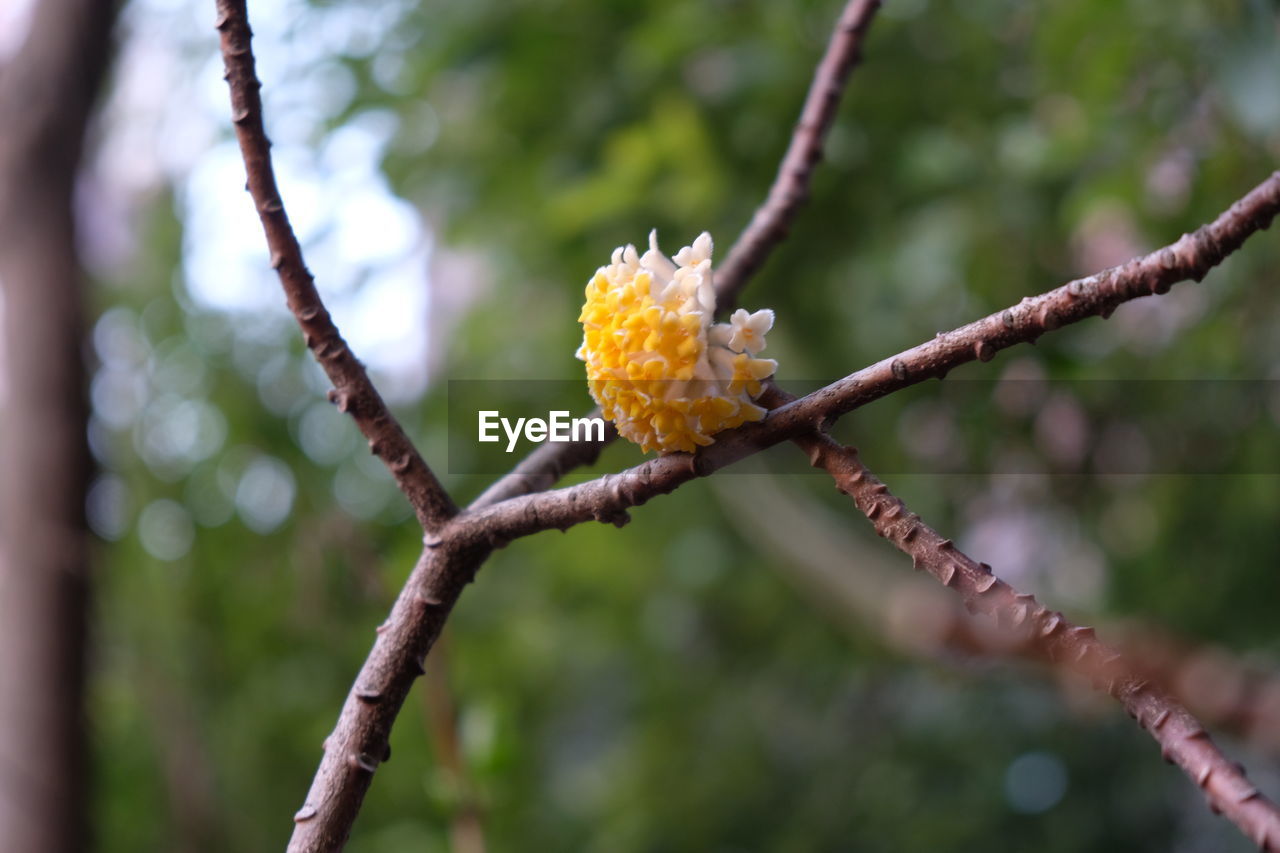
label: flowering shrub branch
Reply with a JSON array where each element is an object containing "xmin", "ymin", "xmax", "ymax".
[
  {"xmin": 214, "ymin": 0, "xmax": 1280, "ymax": 848},
  {"xmin": 458, "ymin": 168, "xmax": 1280, "ymax": 546}
]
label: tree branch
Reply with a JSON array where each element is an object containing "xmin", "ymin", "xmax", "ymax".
[
  {"xmin": 717, "ymin": 474, "xmax": 1280, "ymax": 759},
  {"xmin": 793, "ymin": 426, "xmax": 1280, "ymax": 850},
  {"xmin": 458, "ymin": 168, "xmax": 1280, "ymax": 543},
  {"xmin": 714, "ymin": 0, "xmax": 881, "ymax": 313},
  {"xmin": 214, "ymin": 0, "xmax": 456, "ymax": 532},
  {"xmin": 283, "ymin": 161, "xmax": 1280, "ymax": 845},
  {"xmin": 287, "ymin": 538, "xmax": 491, "ymax": 852},
  {"xmin": 473, "ymin": 0, "xmax": 882, "ymax": 507}
]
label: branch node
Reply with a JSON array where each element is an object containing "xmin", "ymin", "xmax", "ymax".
[
  {"xmin": 1039, "ymin": 613, "xmax": 1063, "ymax": 638},
  {"xmin": 807, "ymin": 444, "xmax": 825, "ymax": 468},
  {"xmin": 890, "ymin": 359, "xmax": 909, "ymax": 381},
  {"xmin": 327, "ymin": 388, "xmax": 352, "ymax": 413},
  {"xmin": 414, "ymin": 591, "xmax": 444, "ymax": 608},
  {"xmin": 974, "ymin": 340, "xmax": 995, "ymax": 362},
  {"xmin": 1199, "ymin": 765, "xmax": 1215, "ymax": 789},
  {"xmin": 293, "ymin": 803, "xmax": 318, "ymax": 823},
  {"xmin": 347, "ymin": 752, "xmax": 378, "ymax": 774}
]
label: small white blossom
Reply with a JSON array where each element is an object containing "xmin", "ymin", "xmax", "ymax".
[{"xmin": 727, "ymin": 308, "xmax": 774, "ymax": 355}]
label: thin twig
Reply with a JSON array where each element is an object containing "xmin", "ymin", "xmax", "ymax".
[
  {"xmin": 457, "ymin": 169, "xmax": 1280, "ymax": 544},
  {"xmin": 714, "ymin": 0, "xmax": 881, "ymax": 313},
  {"xmin": 793, "ymin": 425, "xmax": 1280, "ymax": 850},
  {"xmin": 215, "ymin": 0, "xmax": 456, "ymax": 532}
]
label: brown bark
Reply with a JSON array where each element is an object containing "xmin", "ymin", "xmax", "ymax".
[
  {"xmin": 215, "ymin": 0, "xmax": 456, "ymax": 532},
  {"xmin": 0, "ymin": 1, "xmax": 118, "ymax": 851},
  {"xmin": 460, "ymin": 168, "xmax": 1280, "ymax": 545},
  {"xmin": 286, "ymin": 539, "xmax": 490, "ymax": 852},
  {"xmin": 211, "ymin": 0, "xmax": 1280, "ymax": 844},
  {"xmin": 714, "ymin": 0, "xmax": 882, "ymax": 314},
  {"xmin": 792, "ymin": 426, "xmax": 1280, "ymax": 850}
]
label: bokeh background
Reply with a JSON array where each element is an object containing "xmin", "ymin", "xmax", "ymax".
[{"xmin": 14, "ymin": 0, "xmax": 1280, "ymax": 849}]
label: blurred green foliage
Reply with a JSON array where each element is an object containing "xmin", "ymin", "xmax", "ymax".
[{"xmin": 88, "ymin": 0, "xmax": 1279, "ymax": 850}]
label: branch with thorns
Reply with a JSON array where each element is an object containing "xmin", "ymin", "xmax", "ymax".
[{"xmin": 214, "ymin": 0, "xmax": 1280, "ymax": 849}]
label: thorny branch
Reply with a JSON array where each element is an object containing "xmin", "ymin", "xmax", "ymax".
[
  {"xmin": 215, "ymin": 0, "xmax": 456, "ymax": 532},
  {"xmin": 214, "ymin": 0, "xmax": 1280, "ymax": 846},
  {"xmin": 717, "ymin": 475, "xmax": 1280, "ymax": 759},
  {"xmin": 792, "ymin": 423, "xmax": 1280, "ymax": 850},
  {"xmin": 286, "ymin": 539, "xmax": 491, "ymax": 853},
  {"xmin": 458, "ymin": 168, "xmax": 1280, "ymax": 545}
]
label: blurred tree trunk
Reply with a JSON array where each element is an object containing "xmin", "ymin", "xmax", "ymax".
[{"xmin": 0, "ymin": 2, "xmax": 117, "ymax": 851}]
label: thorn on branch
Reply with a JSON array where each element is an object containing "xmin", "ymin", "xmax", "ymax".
[
  {"xmin": 327, "ymin": 388, "xmax": 351, "ymax": 412},
  {"xmin": 414, "ymin": 592, "xmax": 444, "ymax": 609}
]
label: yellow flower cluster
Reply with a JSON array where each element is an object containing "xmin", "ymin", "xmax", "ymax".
[{"xmin": 577, "ymin": 231, "xmax": 778, "ymax": 453}]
